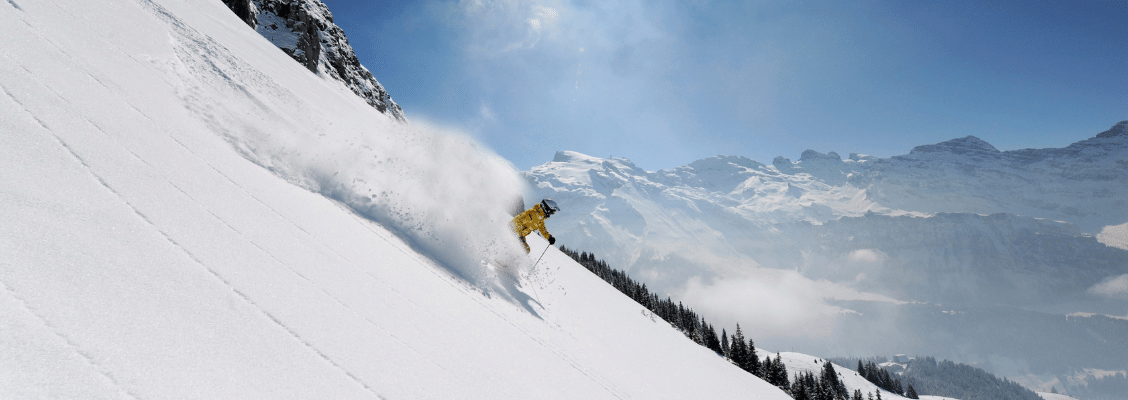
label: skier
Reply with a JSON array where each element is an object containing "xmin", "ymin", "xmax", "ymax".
[{"xmin": 512, "ymin": 199, "xmax": 560, "ymax": 253}]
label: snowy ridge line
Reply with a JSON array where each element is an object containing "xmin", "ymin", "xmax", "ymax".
[
  {"xmin": 164, "ymin": 180, "xmax": 474, "ymax": 391},
  {"xmin": 0, "ymin": 280, "xmax": 140, "ymax": 400},
  {"xmin": 336, "ymin": 205, "xmax": 631, "ymax": 399}
]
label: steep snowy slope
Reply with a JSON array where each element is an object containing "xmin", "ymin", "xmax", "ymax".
[{"xmin": 0, "ymin": 0, "xmax": 791, "ymax": 398}]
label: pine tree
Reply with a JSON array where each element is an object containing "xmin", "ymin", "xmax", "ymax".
[
  {"xmin": 746, "ymin": 336, "xmax": 761, "ymax": 377},
  {"xmin": 704, "ymin": 321, "xmax": 722, "ymax": 354},
  {"xmin": 769, "ymin": 354, "xmax": 790, "ymax": 392},
  {"xmin": 792, "ymin": 374, "xmax": 811, "ymax": 400},
  {"xmin": 852, "ymin": 389, "xmax": 863, "ymax": 400},
  {"xmin": 905, "ymin": 384, "xmax": 919, "ymax": 399},
  {"xmin": 720, "ymin": 328, "xmax": 730, "ymax": 357},
  {"xmin": 731, "ymin": 324, "xmax": 750, "ymax": 372},
  {"xmin": 819, "ymin": 361, "xmax": 849, "ymax": 399}
]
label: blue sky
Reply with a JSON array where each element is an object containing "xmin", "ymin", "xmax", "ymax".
[{"xmin": 322, "ymin": 0, "xmax": 1128, "ymax": 171}]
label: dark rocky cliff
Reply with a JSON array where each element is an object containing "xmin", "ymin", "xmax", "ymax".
[{"xmin": 221, "ymin": 0, "xmax": 406, "ymax": 122}]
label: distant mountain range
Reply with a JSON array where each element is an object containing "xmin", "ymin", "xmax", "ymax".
[
  {"xmin": 523, "ymin": 121, "xmax": 1128, "ymax": 387},
  {"xmin": 524, "ymin": 120, "xmax": 1128, "ymax": 293}
]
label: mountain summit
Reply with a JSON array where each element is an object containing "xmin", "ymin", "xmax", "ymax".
[
  {"xmin": 909, "ymin": 135, "xmax": 1000, "ymax": 155},
  {"xmin": 1095, "ymin": 120, "xmax": 1128, "ymax": 138}
]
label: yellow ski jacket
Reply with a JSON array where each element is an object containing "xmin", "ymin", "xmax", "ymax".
[{"xmin": 512, "ymin": 203, "xmax": 552, "ymax": 241}]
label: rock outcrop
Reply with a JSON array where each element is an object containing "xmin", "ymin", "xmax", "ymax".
[
  {"xmin": 1096, "ymin": 120, "xmax": 1128, "ymax": 139},
  {"xmin": 221, "ymin": 0, "xmax": 406, "ymax": 121}
]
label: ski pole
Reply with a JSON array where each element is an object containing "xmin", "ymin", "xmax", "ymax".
[
  {"xmin": 531, "ymin": 242, "xmax": 551, "ymax": 270},
  {"xmin": 525, "ymin": 242, "xmax": 551, "ymax": 304}
]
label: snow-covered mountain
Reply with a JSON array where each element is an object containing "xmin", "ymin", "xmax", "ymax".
[
  {"xmin": 851, "ymin": 122, "xmax": 1128, "ymax": 233},
  {"xmin": 0, "ymin": 0, "xmax": 796, "ymax": 398},
  {"xmin": 523, "ymin": 125, "xmax": 1128, "ymax": 381},
  {"xmin": 525, "ymin": 126, "xmax": 1128, "ymax": 298}
]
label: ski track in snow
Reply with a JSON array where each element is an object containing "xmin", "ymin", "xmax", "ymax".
[
  {"xmin": 0, "ymin": 84, "xmax": 144, "ymax": 400},
  {"xmin": 50, "ymin": 130, "xmax": 386, "ymax": 399},
  {"xmin": 2, "ymin": 54, "xmax": 389, "ymax": 398},
  {"xmin": 0, "ymin": 281, "xmax": 140, "ymax": 400},
  {"xmin": 164, "ymin": 136, "xmax": 355, "ymax": 263},
  {"xmin": 163, "ymin": 180, "xmax": 473, "ymax": 391}
]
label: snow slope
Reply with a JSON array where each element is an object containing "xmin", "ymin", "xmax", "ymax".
[
  {"xmin": 0, "ymin": 0, "xmax": 791, "ymax": 398},
  {"xmin": 1037, "ymin": 392, "xmax": 1082, "ymax": 400},
  {"xmin": 759, "ymin": 350, "xmax": 912, "ymax": 400}
]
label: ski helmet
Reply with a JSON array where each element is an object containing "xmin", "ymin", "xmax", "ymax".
[{"xmin": 540, "ymin": 199, "xmax": 560, "ymax": 217}]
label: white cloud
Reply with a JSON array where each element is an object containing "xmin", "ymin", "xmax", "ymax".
[
  {"xmin": 457, "ymin": 0, "xmax": 568, "ymax": 54},
  {"xmin": 1097, "ymin": 222, "xmax": 1128, "ymax": 251},
  {"xmin": 1089, "ymin": 274, "xmax": 1128, "ymax": 300},
  {"xmin": 679, "ymin": 271, "xmax": 837, "ymax": 339},
  {"xmin": 677, "ymin": 266, "xmax": 899, "ymax": 341},
  {"xmin": 478, "ymin": 101, "xmax": 496, "ymax": 121},
  {"xmin": 847, "ymin": 248, "xmax": 884, "ymax": 263}
]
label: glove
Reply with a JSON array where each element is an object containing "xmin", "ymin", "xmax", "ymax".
[{"xmin": 548, "ymin": 235, "xmax": 556, "ymax": 245}]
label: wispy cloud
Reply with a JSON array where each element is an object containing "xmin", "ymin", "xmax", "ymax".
[
  {"xmin": 1089, "ymin": 274, "xmax": 1128, "ymax": 300},
  {"xmin": 678, "ymin": 266, "xmax": 901, "ymax": 342},
  {"xmin": 456, "ymin": 0, "xmax": 567, "ymax": 56}
]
